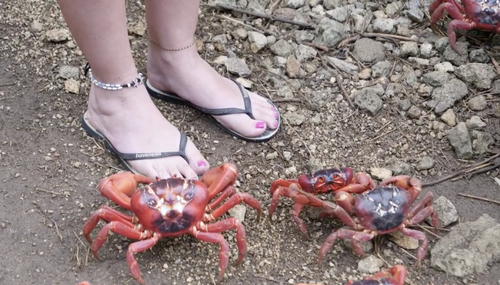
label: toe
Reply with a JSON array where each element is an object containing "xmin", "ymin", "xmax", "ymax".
[
  {"xmin": 252, "ymin": 98, "xmax": 279, "ymax": 130},
  {"xmin": 185, "ymin": 139, "xmax": 210, "ymax": 176},
  {"xmin": 153, "ymin": 164, "xmax": 174, "ymax": 180}
]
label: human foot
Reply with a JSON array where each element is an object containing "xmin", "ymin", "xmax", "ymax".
[
  {"xmin": 146, "ymin": 42, "xmax": 280, "ymax": 140},
  {"xmin": 84, "ymin": 81, "xmax": 210, "ymax": 180}
]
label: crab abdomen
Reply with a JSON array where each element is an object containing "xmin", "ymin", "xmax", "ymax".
[{"xmin": 354, "ymin": 186, "xmax": 412, "ymax": 232}]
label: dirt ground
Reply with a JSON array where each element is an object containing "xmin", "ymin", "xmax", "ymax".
[{"xmin": 1, "ymin": 1, "xmax": 500, "ymax": 285}]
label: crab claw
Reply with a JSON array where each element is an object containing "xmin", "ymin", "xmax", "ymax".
[
  {"xmin": 98, "ymin": 172, "xmax": 153, "ymax": 211},
  {"xmin": 379, "ymin": 175, "xmax": 422, "ymax": 202}
]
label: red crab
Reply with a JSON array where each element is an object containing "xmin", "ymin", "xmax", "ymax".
[
  {"xmin": 429, "ymin": 0, "xmax": 500, "ymax": 54},
  {"xmin": 82, "ymin": 163, "xmax": 262, "ymax": 285},
  {"xmin": 268, "ymin": 167, "xmax": 376, "ymax": 235},
  {"xmin": 294, "ymin": 264, "xmax": 407, "ymax": 285},
  {"xmin": 293, "ymin": 175, "xmax": 439, "ymax": 265}
]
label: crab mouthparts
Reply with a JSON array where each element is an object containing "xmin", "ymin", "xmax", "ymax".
[{"xmin": 157, "ymin": 197, "xmax": 185, "ymax": 219}]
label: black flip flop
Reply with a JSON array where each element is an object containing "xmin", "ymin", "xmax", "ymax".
[
  {"xmin": 145, "ymin": 78, "xmax": 281, "ymax": 142},
  {"xmin": 81, "ymin": 111, "xmax": 189, "ymax": 174}
]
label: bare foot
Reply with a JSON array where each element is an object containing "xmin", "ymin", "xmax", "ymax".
[
  {"xmin": 85, "ymin": 81, "xmax": 210, "ymax": 180},
  {"xmin": 146, "ymin": 42, "xmax": 279, "ymax": 139}
]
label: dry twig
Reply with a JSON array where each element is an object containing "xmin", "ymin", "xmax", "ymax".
[
  {"xmin": 422, "ymin": 152, "xmax": 500, "ymax": 186},
  {"xmin": 457, "ymin": 193, "xmax": 500, "ymax": 205},
  {"xmin": 214, "ymin": 4, "xmax": 315, "ymax": 29}
]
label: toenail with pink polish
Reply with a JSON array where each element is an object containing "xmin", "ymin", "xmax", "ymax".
[
  {"xmin": 274, "ymin": 112, "xmax": 278, "ymax": 118},
  {"xmin": 197, "ymin": 161, "xmax": 207, "ymax": 167},
  {"xmin": 256, "ymin": 121, "xmax": 266, "ymax": 129},
  {"xmin": 274, "ymin": 121, "xmax": 279, "ymax": 128}
]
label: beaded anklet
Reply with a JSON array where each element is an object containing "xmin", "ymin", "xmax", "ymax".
[{"xmin": 84, "ymin": 63, "xmax": 144, "ymax": 91}]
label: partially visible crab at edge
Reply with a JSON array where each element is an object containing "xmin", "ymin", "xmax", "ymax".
[{"xmin": 429, "ymin": 0, "xmax": 500, "ymax": 54}]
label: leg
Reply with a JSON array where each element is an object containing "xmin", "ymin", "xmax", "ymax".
[
  {"xmin": 191, "ymin": 229, "xmax": 231, "ymax": 280},
  {"xmin": 318, "ymin": 228, "xmax": 375, "ymax": 265},
  {"xmin": 336, "ymin": 172, "xmax": 376, "ymax": 194},
  {"xmin": 56, "ymin": 0, "xmax": 209, "ymax": 180},
  {"xmin": 90, "ymin": 221, "xmax": 152, "ymax": 261},
  {"xmin": 204, "ymin": 192, "xmax": 262, "ymax": 222},
  {"xmin": 144, "ymin": 0, "xmax": 279, "ymax": 139},
  {"xmin": 200, "ymin": 218, "xmax": 247, "ymax": 266},
  {"xmin": 126, "ymin": 236, "xmax": 161, "ymax": 285},
  {"xmin": 83, "ymin": 205, "xmax": 135, "ymax": 243},
  {"xmin": 400, "ymin": 228, "xmax": 428, "ymax": 265},
  {"xmin": 407, "ymin": 192, "xmax": 439, "ymax": 231},
  {"xmin": 206, "ymin": 186, "xmax": 236, "ymax": 211}
]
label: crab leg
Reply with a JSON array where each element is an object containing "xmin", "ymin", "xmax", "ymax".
[
  {"xmin": 407, "ymin": 192, "xmax": 440, "ymax": 230},
  {"xmin": 83, "ymin": 205, "xmax": 136, "ymax": 243},
  {"xmin": 205, "ymin": 192, "xmax": 262, "ymax": 222},
  {"xmin": 400, "ymin": 228, "xmax": 428, "ymax": 265},
  {"xmin": 318, "ymin": 228, "xmax": 375, "ymax": 264},
  {"xmin": 206, "ymin": 186, "xmax": 236, "ymax": 211},
  {"xmin": 336, "ymin": 172, "xmax": 376, "ymax": 193},
  {"xmin": 91, "ymin": 221, "xmax": 152, "ymax": 260},
  {"xmin": 200, "ymin": 218, "xmax": 247, "ymax": 266},
  {"xmin": 126, "ymin": 235, "xmax": 161, "ymax": 285},
  {"xmin": 191, "ymin": 229, "xmax": 231, "ymax": 280},
  {"xmin": 291, "ymin": 203, "xmax": 308, "ymax": 236}
]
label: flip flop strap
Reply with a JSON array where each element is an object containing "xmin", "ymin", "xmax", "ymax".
[
  {"xmin": 115, "ymin": 132, "xmax": 188, "ymax": 162},
  {"xmin": 194, "ymin": 80, "xmax": 255, "ymax": 119}
]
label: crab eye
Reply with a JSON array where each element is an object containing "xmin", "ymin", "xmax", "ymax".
[
  {"xmin": 183, "ymin": 190, "xmax": 195, "ymax": 201},
  {"xmin": 146, "ymin": 199, "xmax": 157, "ymax": 207}
]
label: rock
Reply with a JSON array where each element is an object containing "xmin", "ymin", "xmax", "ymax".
[
  {"xmin": 370, "ymin": 168, "xmax": 392, "ymax": 180},
  {"xmin": 467, "ymin": 95, "xmax": 487, "ymax": 111},
  {"xmin": 228, "ymin": 204, "xmax": 246, "ymax": 222},
  {"xmin": 354, "ymin": 88, "xmax": 384, "ymax": 115},
  {"xmin": 431, "ymin": 214, "xmax": 500, "ymax": 277},
  {"xmin": 58, "ymin": 65, "xmax": 80, "ymax": 80},
  {"xmin": 440, "ymin": 109, "xmax": 457, "ymax": 126},
  {"xmin": 468, "ymin": 49, "xmax": 489, "ymax": 63},
  {"xmin": 31, "ymin": 20, "xmax": 43, "ymax": 32},
  {"xmin": 294, "ymin": 44, "xmax": 317, "ymax": 62},
  {"xmin": 372, "ymin": 18, "xmax": 396, "ymax": 33},
  {"xmin": 387, "ymin": 160, "xmax": 412, "ymax": 175},
  {"xmin": 426, "ymin": 79, "xmax": 469, "ymax": 114},
  {"xmin": 225, "ymin": 58, "xmax": 251, "ymax": 77},
  {"xmin": 455, "ymin": 63, "xmax": 496, "ymax": 90},
  {"xmin": 420, "ymin": 42, "xmax": 434, "ymax": 58},
  {"xmin": 357, "ymin": 255, "xmax": 384, "ymax": 273},
  {"xmin": 269, "ymin": 39, "xmax": 294, "ymax": 56},
  {"xmin": 371, "ymin": 60, "xmax": 392, "ymax": 78},
  {"xmin": 416, "ymin": 156, "xmax": 434, "ymax": 170},
  {"xmin": 447, "ymin": 122, "xmax": 473, "ymax": 159},
  {"xmin": 247, "ymin": 31, "xmax": 268, "ymax": 53},
  {"xmin": 400, "ymin": 42, "xmax": 419, "ymax": 57},
  {"xmin": 358, "ymin": 68, "xmax": 372, "ymax": 79},
  {"xmin": 283, "ymin": 111, "xmax": 306, "ymax": 126},
  {"xmin": 388, "ymin": 230, "xmax": 419, "ymax": 249},
  {"xmin": 45, "ymin": 28, "xmax": 71, "ymax": 42},
  {"xmin": 353, "ymin": 38, "xmax": 386, "ymax": 63},
  {"xmin": 326, "ymin": 57, "xmax": 358, "ymax": 75},
  {"xmin": 431, "ymin": 196, "xmax": 458, "ymax": 227},
  {"xmin": 286, "ymin": 55, "xmax": 301, "ymax": 78},
  {"xmin": 443, "ymin": 42, "xmax": 468, "ymax": 66},
  {"xmin": 284, "ymin": 0, "xmax": 306, "ymax": 8},
  {"xmin": 471, "ymin": 130, "xmax": 494, "ymax": 155},
  {"xmin": 64, "ymin": 79, "xmax": 80, "ymax": 94},
  {"xmin": 232, "ymin": 28, "xmax": 248, "ymax": 39},
  {"xmin": 422, "ymin": 71, "xmax": 450, "ymax": 87},
  {"xmin": 235, "ymin": 77, "xmax": 253, "ymax": 89},
  {"xmin": 466, "ymin": 116, "xmax": 486, "ymax": 130},
  {"xmin": 407, "ymin": 105, "xmax": 421, "ymax": 119},
  {"xmin": 434, "ymin": 62, "xmax": 454, "ymax": 73}
]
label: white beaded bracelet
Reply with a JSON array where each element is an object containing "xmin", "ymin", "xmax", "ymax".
[{"xmin": 86, "ymin": 65, "xmax": 144, "ymax": 91}]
